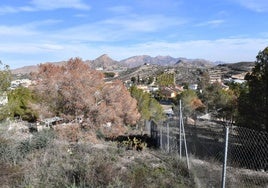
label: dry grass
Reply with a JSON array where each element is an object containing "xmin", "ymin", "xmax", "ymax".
[{"xmin": 0, "ymin": 122, "xmax": 195, "ymax": 188}]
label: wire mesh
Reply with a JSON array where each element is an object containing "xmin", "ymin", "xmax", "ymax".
[
  {"xmin": 149, "ymin": 119, "xmax": 268, "ymax": 188},
  {"xmin": 226, "ymin": 126, "xmax": 268, "ymax": 187}
]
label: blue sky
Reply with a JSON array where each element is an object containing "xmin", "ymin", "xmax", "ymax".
[{"xmin": 0, "ymin": 0, "xmax": 268, "ymax": 68}]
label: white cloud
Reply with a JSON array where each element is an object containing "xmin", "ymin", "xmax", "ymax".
[
  {"xmin": 107, "ymin": 6, "xmax": 132, "ymax": 14},
  {"xmin": 19, "ymin": 6, "xmax": 36, "ymax": 12},
  {"xmin": 74, "ymin": 14, "xmax": 88, "ymax": 18},
  {"xmin": 0, "ymin": 43, "xmax": 41, "ymax": 53},
  {"xmin": 0, "ymin": 6, "xmax": 20, "ymax": 14},
  {"xmin": 0, "ymin": 42, "xmax": 64, "ymax": 53},
  {"xmin": 0, "ymin": 5, "xmax": 37, "ymax": 14},
  {"xmin": 0, "ymin": 0, "xmax": 90, "ymax": 14},
  {"xmin": 43, "ymin": 14, "xmax": 187, "ymax": 44},
  {"xmin": 0, "ymin": 19, "xmax": 61, "ymax": 38},
  {"xmin": 0, "ymin": 25, "xmax": 37, "ymax": 36},
  {"xmin": 30, "ymin": 0, "xmax": 90, "ymax": 10},
  {"xmin": 234, "ymin": 0, "xmax": 268, "ymax": 12},
  {"xmin": 52, "ymin": 24, "xmax": 116, "ymax": 42},
  {"xmin": 101, "ymin": 14, "xmax": 186, "ymax": 33},
  {"xmin": 37, "ymin": 44, "xmax": 64, "ymax": 51},
  {"xmin": 195, "ymin": 19, "xmax": 225, "ymax": 27},
  {"xmin": 25, "ymin": 19, "xmax": 63, "ymax": 27}
]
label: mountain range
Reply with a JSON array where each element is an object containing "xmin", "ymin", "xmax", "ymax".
[{"xmin": 11, "ymin": 54, "xmax": 215, "ymax": 75}]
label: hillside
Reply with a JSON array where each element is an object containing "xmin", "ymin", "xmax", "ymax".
[
  {"xmin": 11, "ymin": 61, "xmax": 68, "ymax": 75},
  {"xmin": 120, "ymin": 55, "xmax": 214, "ymax": 68},
  {"xmin": 120, "ymin": 55, "xmax": 179, "ymax": 67},
  {"xmin": 213, "ymin": 61, "xmax": 254, "ymax": 79},
  {"xmin": 11, "ymin": 55, "xmax": 125, "ymax": 75},
  {"xmin": 11, "ymin": 56, "xmax": 254, "ymax": 82},
  {"xmin": 10, "ymin": 55, "xmax": 215, "ymax": 75},
  {"xmin": 11, "ymin": 65, "xmax": 38, "ymax": 75},
  {"xmin": 86, "ymin": 54, "xmax": 126, "ymax": 71},
  {"xmin": 217, "ymin": 61, "xmax": 254, "ymax": 72},
  {"xmin": 175, "ymin": 58, "xmax": 214, "ymax": 68},
  {"xmin": 118, "ymin": 64, "xmax": 164, "ymax": 82}
]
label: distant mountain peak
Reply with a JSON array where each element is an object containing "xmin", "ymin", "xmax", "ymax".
[
  {"xmin": 95, "ymin": 54, "xmax": 114, "ymax": 61},
  {"xmin": 90, "ymin": 54, "xmax": 123, "ymax": 71},
  {"xmin": 101, "ymin": 54, "xmax": 109, "ymax": 57}
]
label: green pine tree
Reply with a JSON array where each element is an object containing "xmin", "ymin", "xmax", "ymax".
[{"xmin": 237, "ymin": 47, "xmax": 268, "ymax": 131}]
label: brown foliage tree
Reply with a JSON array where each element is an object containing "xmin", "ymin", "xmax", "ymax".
[
  {"xmin": 33, "ymin": 58, "xmax": 140, "ymax": 132},
  {"xmin": 100, "ymin": 80, "xmax": 141, "ymax": 126}
]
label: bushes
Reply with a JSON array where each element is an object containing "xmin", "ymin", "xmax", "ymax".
[
  {"xmin": 118, "ymin": 136, "xmax": 147, "ymax": 151},
  {"xmin": 7, "ymin": 87, "xmax": 39, "ymax": 122},
  {"xmin": 128, "ymin": 156, "xmax": 195, "ymax": 188},
  {"xmin": 21, "ymin": 142, "xmax": 123, "ymax": 187},
  {"xmin": 0, "ymin": 125, "xmax": 195, "ymax": 187},
  {"xmin": 0, "ymin": 137, "xmax": 22, "ymax": 165},
  {"xmin": 0, "ymin": 129, "xmax": 55, "ymax": 165},
  {"xmin": 19, "ymin": 129, "xmax": 56, "ymax": 155},
  {"xmin": 0, "ymin": 129, "xmax": 56, "ymax": 187},
  {"xmin": 19, "ymin": 142, "xmax": 195, "ymax": 187}
]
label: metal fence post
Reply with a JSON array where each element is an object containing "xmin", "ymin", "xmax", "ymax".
[
  {"xmin": 160, "ymin": 123, "xmax": 163, "ymax": 149},
  {"xmin": 182, "ymin": 117, "xmax": 190, "ymax": 169},
  {"xmin": 179, "ymin": 100, "xmax": 182, "ymax": 159},
  {"xmin": 167, "ymin": 122, "xmax": 169, "ymax": 152},
  {"xmin": 221, "ymin": 126, "xmax": 229, "ymax": 188}
]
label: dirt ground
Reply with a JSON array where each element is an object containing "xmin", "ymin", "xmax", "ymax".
[{"xmin": 190, "ymin": 156, "xmax": 268, "ymax": 188}]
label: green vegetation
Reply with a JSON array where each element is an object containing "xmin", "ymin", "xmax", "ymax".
[
  {"xmin": 0, "ymin": 62, "xmax": 38, "ymax": 122},
  {"xmin": 131, "ymin": 75, "xmax": 154, "ymax": 85},
  {"xmin": 156, "ymin": 73, "xmax": 174, "ymax": 86},
  {"xmin": 118, "ymin": 136, "xmax": 147, "ymax": 151},
  {"xmin": 130, "ymin": 86, "xmax": 165, "ymax": 121},
  {"xmin": 237, "ymin": 47, "xmax": 268, "ymax": 131},
  {"xmin": 202, "ymin": 83, "xmax": 236, "ymax": 121},
  {"xmin": 193, "ymin": 47, "xmax": 268, "ymax": 130},
  {"xmin": 0, "ymin": 63, "xmax": 11, "ymax": 120},
  {"xmin": 103, "ymin": 72, "xmax": 115, "ymax": 78},
  {"xmin": 174, "ymin": 89, "xmax": 204, "ymax": 118},
  {"xmin": 7, "ymin": 87, "xmax": 38, "ymax": 122},
  {"xmin": 131, "ymin": 76, "xmax": 137, "ymax": 84},
  {"xmin": 0, "ymin": 61, "xmax": 12, "ymax": 93}
]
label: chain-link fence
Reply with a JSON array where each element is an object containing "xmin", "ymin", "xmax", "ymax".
[
  {"xmin": 149, "ymin": 119, "xmax": 268, "ymax": 188},
  {"xmin": 226, "ymin": 126, "xmax": 268, "ymax": 187}
]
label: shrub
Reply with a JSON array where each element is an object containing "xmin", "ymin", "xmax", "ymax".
[
  {"xmin": 55, "ymin": 124, "xmax": 80, "ymax": 142},
  {"xmin": 120, "ymin": 136, "xmax": 147, "ymax": 151},
  {"xmin": 0, "ymin": 127, "xmax": 196, "ymax": 187},
  {"xmin": 0, "ymin": 137, "xmax": 22, "ymax": 165}
]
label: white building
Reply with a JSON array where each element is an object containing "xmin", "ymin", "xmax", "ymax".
[{"xmin": 10, "ymin": 79, "xmax": 32, "ymax": 89}]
